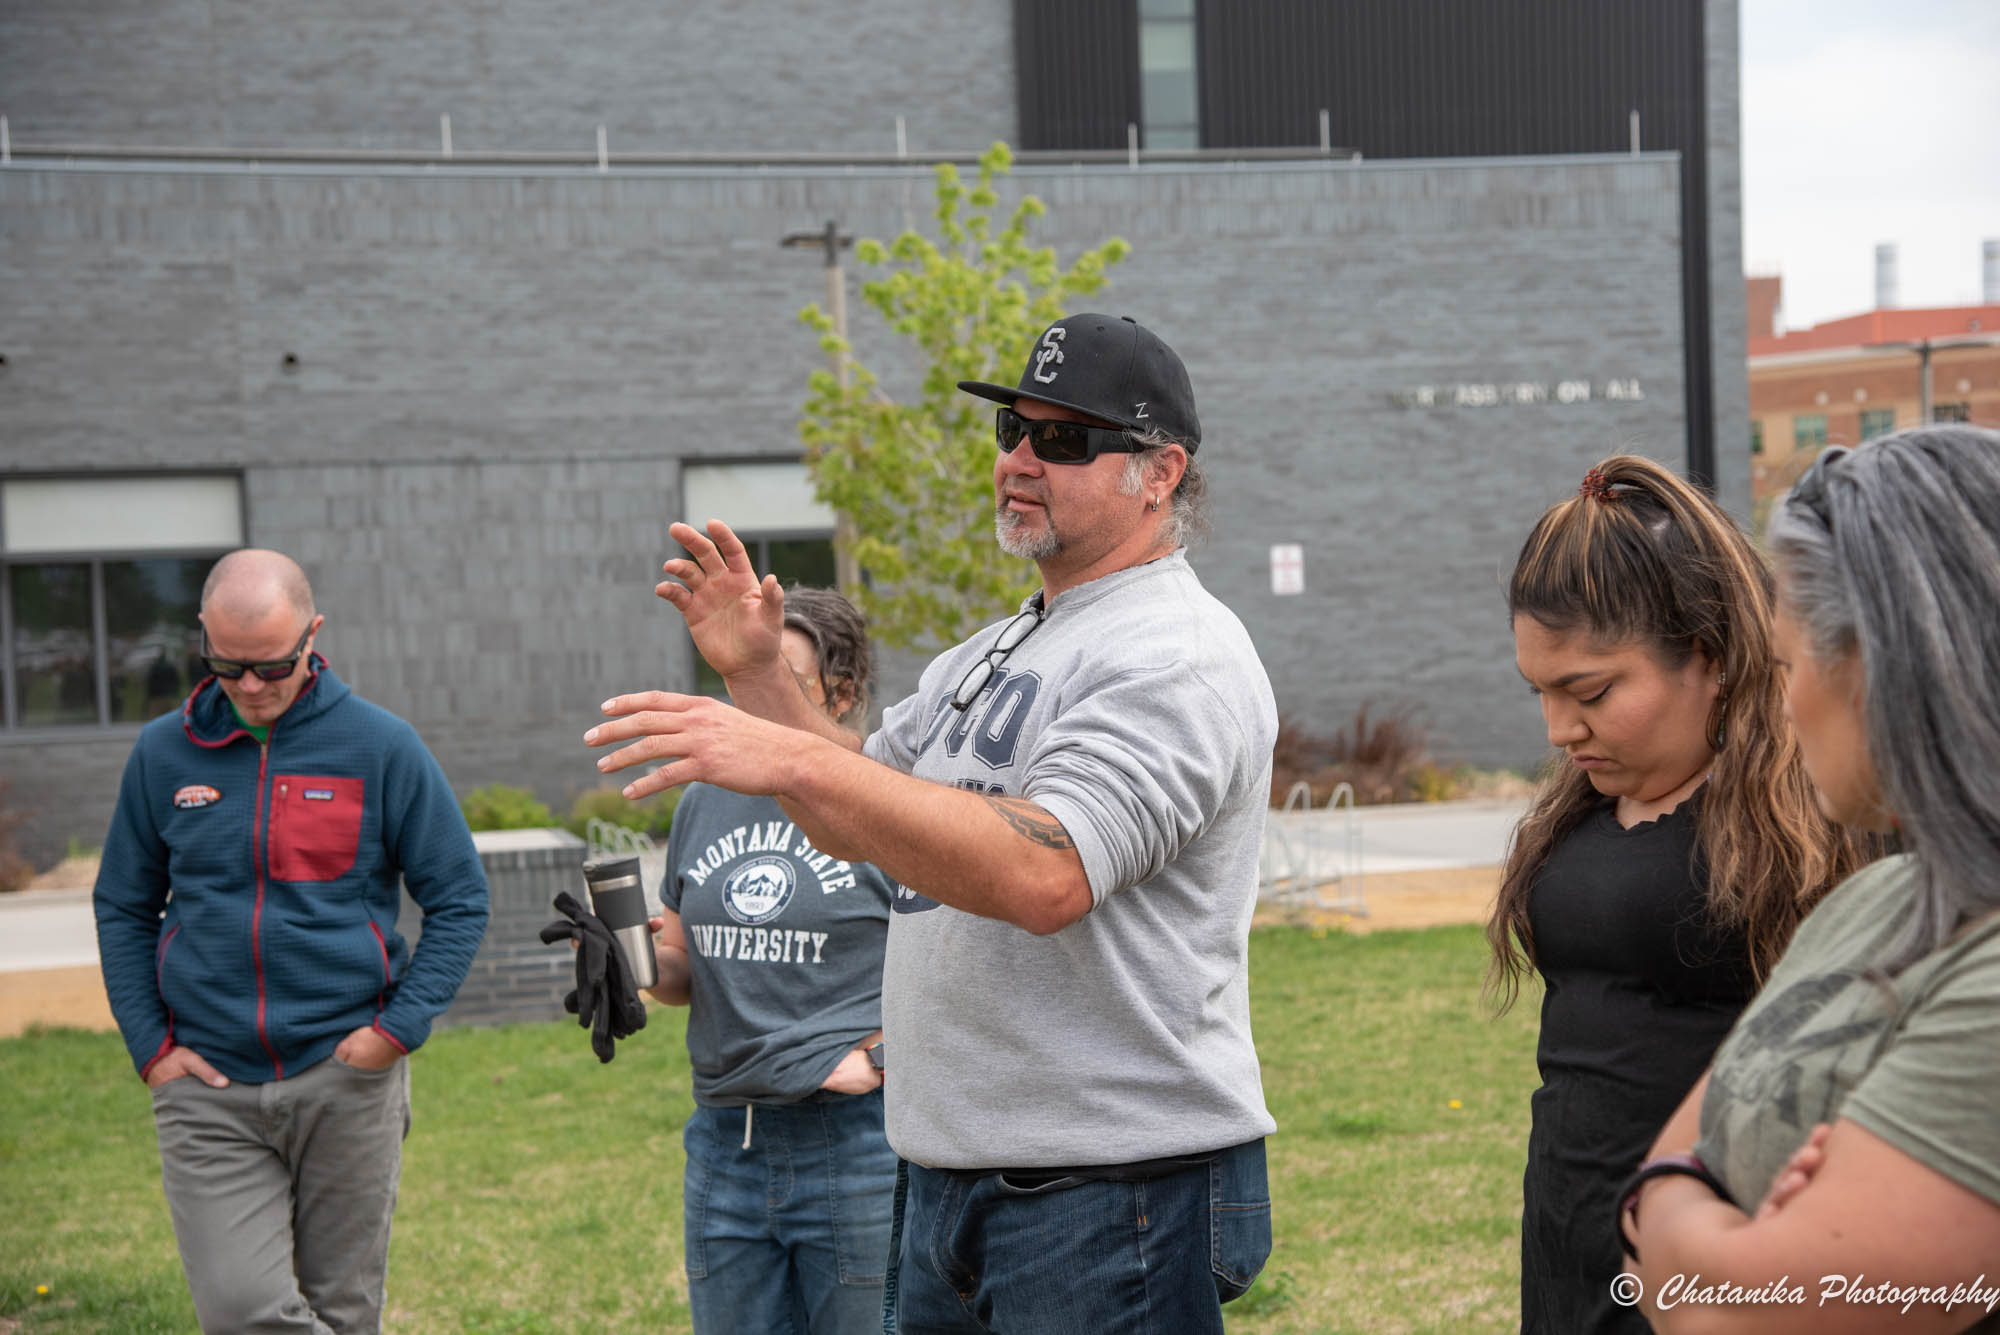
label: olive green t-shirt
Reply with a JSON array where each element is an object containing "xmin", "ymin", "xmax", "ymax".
[{"xmin": 1695, "ymin": 854, "xmax": 2000, "ymax": 1325}]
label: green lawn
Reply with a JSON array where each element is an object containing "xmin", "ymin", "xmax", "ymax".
[{"xmin": 0, "ymin": 924, "xmax": 1539, "ymax": 1334}]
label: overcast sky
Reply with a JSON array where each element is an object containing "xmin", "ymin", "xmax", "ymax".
[{"xmin": 1740, "ymin": 0, "xmax": 2000, "ymax": 330}]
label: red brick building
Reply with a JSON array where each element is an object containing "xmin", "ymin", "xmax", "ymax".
[{"xmin": 1748, "ymin": 282, "xmax": 2000, "ymax": 500}]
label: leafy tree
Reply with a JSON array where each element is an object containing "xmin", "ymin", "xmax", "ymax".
[{"xmin": 797, "ymin": 142, "xmax": 1129, "ymax": 651}]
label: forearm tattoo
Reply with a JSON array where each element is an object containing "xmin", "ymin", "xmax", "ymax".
[{"xmin": 984, "ymin": 796, "xmax": 1076, "ymax": 851}]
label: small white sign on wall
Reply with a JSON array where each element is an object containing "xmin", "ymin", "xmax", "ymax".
[{"xmin": 1270, "ymin": 544, "xmax": 1304, "ymax": 596}]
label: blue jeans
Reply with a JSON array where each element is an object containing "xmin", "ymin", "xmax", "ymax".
[
  {"xmin": 895, "ymin": 1139, "xmax": 1271, "ymax": 1335},
  {"xmin": 683, "ymin": 1089, "xmax": 898, "ymax": 1335}
]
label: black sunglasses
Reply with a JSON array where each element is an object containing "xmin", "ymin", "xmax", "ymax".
[
  {"xmin": 996, "ymin": 406, "xmax": 1146, "ymax": 465},
  {"xmin": 951, "ymin": 598, "xmax": 1045, "ymax": 711},
  {"xmin": 201, "ymin": 624, "xmax": 314, "ymax": 681}
]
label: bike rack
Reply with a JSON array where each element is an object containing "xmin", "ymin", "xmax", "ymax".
[
  {"xmin": 584, "ymin": 818, "xmax": 666, "ymax": 895},
  {"xmin": 1259, "ymin": 780, "xmax": 1365, "ymax": 915}
]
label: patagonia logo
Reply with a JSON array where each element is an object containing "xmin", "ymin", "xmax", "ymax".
[
  {"xmin": 173, "ymin": 785, "xmax": 222, "ymax": 810},
  {"xmin": 303, "ymin": 788, "xmax": 336, "ymax": 801}
]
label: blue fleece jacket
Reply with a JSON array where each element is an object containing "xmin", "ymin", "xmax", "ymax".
[{"xmin": 93, "ymin": 656, "xmax": 490, "ymax": 1083}]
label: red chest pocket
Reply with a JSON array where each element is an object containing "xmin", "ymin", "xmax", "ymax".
[{"xmin": 268, "ymin": 775, "xmax": 366, "ymax": 883}]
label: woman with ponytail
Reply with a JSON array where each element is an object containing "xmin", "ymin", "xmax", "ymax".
[{"xmin": 1488, "ymin": 455, "xmax": 1874, "ymax": 1333}]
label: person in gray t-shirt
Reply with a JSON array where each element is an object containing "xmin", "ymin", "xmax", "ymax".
[
  {"xmin": 643, "ymin": 587, "xmax": 897, "ymax": 1335},
  {"xmin": 591, "ymin": 314, "xmax": 1275, "ymax": 1333}
]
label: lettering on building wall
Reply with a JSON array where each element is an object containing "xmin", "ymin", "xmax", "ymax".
[{"xmin": 1390, "ymin": 378, "xmax": 1645, "ymax": 409}]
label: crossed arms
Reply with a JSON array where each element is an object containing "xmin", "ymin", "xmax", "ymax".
[{"xmin": 1624, "ymin": 1074, "xmax": 2000, "ymax": 1334}]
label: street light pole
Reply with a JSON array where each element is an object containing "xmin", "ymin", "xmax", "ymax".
[
  {"xmin": 1864, "ymin": 336, "xmax": 2000, "ymax": 426},
  {"xmin": 782, "ymin": 221, "xmax": 860, "ymax": 595}
]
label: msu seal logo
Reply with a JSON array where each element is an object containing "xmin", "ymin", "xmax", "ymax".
[{"xmin": 722, "ymin": 856, "xmax": 797, "ymax": 925}]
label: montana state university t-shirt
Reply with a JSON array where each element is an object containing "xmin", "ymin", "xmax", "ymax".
[{"xmin": 660, "ymin": 783, "xmax": 893, "ymax": 1106}]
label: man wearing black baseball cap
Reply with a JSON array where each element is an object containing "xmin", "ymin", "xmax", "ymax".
[{"xmin": 591, "ymin": 314, "xmax": 1278, "ymax": 1333}]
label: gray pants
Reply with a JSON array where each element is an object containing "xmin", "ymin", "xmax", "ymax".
[{"xmin": 151, "ymin": 1054, "xmax": 412, "ymax": 1334}]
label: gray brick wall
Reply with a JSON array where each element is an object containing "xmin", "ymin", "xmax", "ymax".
[
  {"xmin": 2, "ymin": 153, "xmax": 1687, "ymax": 866},
  {"xmin": 1009, "ymin": 155, "xmax": 1688, "ymax": 781},
  {"xmin": 0, "ymin": 0, "xmax": 1015, "ymax": 156}
]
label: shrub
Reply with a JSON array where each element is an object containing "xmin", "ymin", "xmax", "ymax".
[
  {"xmin": 459, "ymin": 784, "xmax": 556, "ymax": 832},
  {"xmin": 1271, "ymin": 704, "xmax": 1432, "ymax": 806},
  {"xmin": 1407, "ymin": 761, "xmax": 1469, "ymax": 804},
  {"xmin": 566, "ymin": 785, "xmax": 683, "ymax": 842}
]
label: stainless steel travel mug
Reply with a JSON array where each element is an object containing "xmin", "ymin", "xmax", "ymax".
[{"xmin": 580, "ymin": 855, "xmax": 659, "ymax": 990}]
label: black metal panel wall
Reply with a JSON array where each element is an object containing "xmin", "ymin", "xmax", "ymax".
[
  {"xmin": 1196, "ymin": 0, "xmax": 1701, "ymax": 159},
  {"xmin": 1014, "ymin": 0, "xmax": 1142, "ymax": 151},
  {"xmin": 1013, "ymin": 0, "xmax": 1718, "ymax": 489}
]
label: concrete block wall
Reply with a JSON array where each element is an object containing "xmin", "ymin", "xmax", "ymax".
[
  {"xmin": 1008, "ymin": 155, "xmax": 1689, "ymax": 775},
  {"xmin": 0, "ymin": 0, "xmax": 1016, "ymax": 157},
  {"xmin": 2, "ymin": 153, "xmax": 1687, "ymax": 864},
  {"xmin": 413, "ymin": 828, "xmax": 591, "ymax": 1030}
]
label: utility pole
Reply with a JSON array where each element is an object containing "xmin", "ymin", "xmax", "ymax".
[{"xmin": 781, "ymin": 221, "xmax": 860, "ymax": 594}]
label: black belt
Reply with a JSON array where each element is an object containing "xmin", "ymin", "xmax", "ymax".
[{"xmin": 941, "ymin": 1148, "xmax": 1222, "ymax": 1190}]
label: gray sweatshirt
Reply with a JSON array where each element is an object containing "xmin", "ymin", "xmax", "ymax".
[{"xmin": 865, "ymin": 551, "xmax": 1278, "ymax": 1168}]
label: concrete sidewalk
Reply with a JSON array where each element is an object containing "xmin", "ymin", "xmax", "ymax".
[
  {"xmin": 1274, "ymin": 796, "xmax": 1523, "ymax": 876},
  {"xmin": 0, "ymin": 799, "xmax": 1527, "ymax": 1035},
  {"xmin": 0, "ymin": 887, "xmax": 98, "ymax": 971},
  {"xmin": 1, "ymin": 798, "xmax": 1527, "ymax": 974}
]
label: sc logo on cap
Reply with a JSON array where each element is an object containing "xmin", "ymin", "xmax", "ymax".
[{"xmin": 1032, "ymin": 326, "xmax": 1066, "ymax": 383}]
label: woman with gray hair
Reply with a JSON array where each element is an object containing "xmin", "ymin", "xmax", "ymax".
[
  {"xmin": 1621, "ymin": 424, "xmax": 2000, "ymax": 1332},
  {"xmin": 643, "ymin": 585, "xmax": 899, "ymax": 1335}
]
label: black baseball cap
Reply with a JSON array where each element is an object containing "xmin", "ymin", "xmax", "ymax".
[{"xmin": 957, "ymin": 314, "xmax": 1202, "ymax": 453}]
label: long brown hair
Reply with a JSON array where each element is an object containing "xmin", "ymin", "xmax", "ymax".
[{"xmin": 1485, "ymin": 455, "xmax": 1875, "ymax": 1013}]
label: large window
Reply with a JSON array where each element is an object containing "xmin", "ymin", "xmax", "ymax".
[
  {"xmin": 679, "ymin": 463, "xmax": 837, "ymax": 698},
  {"xmin": 1860, "ymin": 408, "xmax": 1896, "ymax": 440},
  {"xmin": 1793, "ymin": 414, "xmax": 1829, "ymax": 451},
  {"xmin": 1139, "ymin": 0, "xmax": 1199, "ymax": 149},
  {"xmin": 2, "ymin": 477, "xmax": 242, "ymax": 731},
  {"xmin": 1932, "ymin": 402, "xmax": 1972, "ymax": 424}
]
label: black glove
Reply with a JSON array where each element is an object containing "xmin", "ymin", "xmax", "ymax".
[{"xmin": 539, "ymin": 890, "xmax": 649, "ymax": 1062}]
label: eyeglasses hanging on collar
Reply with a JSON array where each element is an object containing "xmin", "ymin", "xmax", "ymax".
[{"xmin": 951, "ymin": 597, "xmax": 1046, "ymax": 710}]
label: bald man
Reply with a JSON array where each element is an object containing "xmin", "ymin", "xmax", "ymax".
[{"xmin": 93, "ymin": 549, "xmax": 490, "ymax": 1334}]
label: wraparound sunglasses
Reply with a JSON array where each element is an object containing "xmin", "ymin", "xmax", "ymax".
[{"xmin": 996, "ymin": 406, "xmax": 1146, "ymax": 465}]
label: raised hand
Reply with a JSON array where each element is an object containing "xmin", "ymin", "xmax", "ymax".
[
  {"xmin": 587, "ymin": 691, "xmax": 804, "ymax": 801},
  {"xmin": 656, "ymin": 520, "xmax": 785, "ymax": 680}
]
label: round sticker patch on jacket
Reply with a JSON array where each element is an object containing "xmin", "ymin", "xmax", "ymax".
[{"xmin": 173, "ymin": 785, "xmax": 222, "ymax": 810}]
